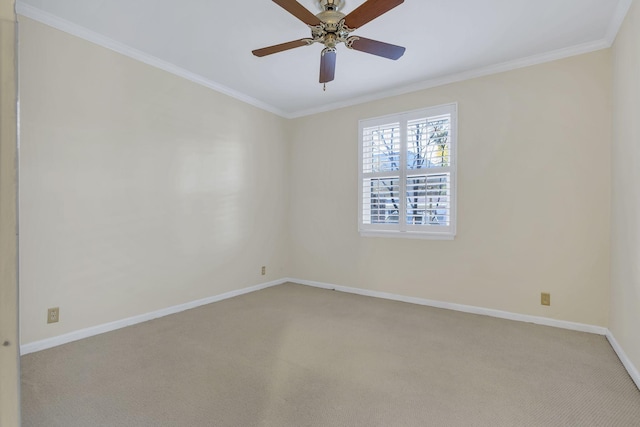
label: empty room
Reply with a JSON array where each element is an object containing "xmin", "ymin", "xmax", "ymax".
[{"xmin": 2, "ymin": 0, "xmax": 640, "ymax": 425}]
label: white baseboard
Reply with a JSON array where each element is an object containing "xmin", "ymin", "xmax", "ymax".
[
  {"xmin": 20, "ymin": 278, "xmax": 287, "ymax": 355},
  {"xmin": 284, "ymin": 278, "xmax": 608, "ymax": 335},
  {"xmin": 22, "ymin": 276, "xmax": 639, "ymax": 391},
  {"xmin": 606, "ymin": 331, "xmax": 640, "ymax": 391}
]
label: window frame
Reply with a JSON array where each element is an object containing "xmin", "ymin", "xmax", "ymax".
[{"xmin": 358, "ymin": 103, "xmax": 458, "ymax": 240}]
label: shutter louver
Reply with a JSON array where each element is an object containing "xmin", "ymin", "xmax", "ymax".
[
  {"xmin": 362, "ymin": 123, "xmax": 401, "ymax": 174},
  {"xmin": 407, "ymin": 115, "xmax": 451, "ymax": 170},
  {"xmin": 406, "ymin": 173, "xmax": 451, "ymax": 226},
  {"xmin": 362, "ymin": 178, "xmax": 401, "ymax": 225}
]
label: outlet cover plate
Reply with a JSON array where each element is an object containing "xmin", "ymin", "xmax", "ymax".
[
  {"xmin": 47, "ymin": 307, "xmax": 59, "ymax": 324},
  {"xmin": 541, "ymin": 293, "xmax": 551, "ymax": 306}
]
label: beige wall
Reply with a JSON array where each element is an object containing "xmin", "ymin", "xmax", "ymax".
[
  {"xmin": 611, "ymin": 0, "xmax": 640, "ymax": 375},
  {"xmin": 1, "ymin": 0, "xmax": 20, "ymax": 424},
  {"xmin": 19, "ymin": 11, "xmax": 619, "ymax": 348},
  {"xmin": 289, "ymin": 51, "xmax": 612, "ymax": 327},
  {"xmin": 19, "ymin": 17, "xmax": 290, "ymax": 344}
]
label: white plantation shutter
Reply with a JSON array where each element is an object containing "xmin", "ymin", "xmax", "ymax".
[
  {"xmin": 407, "ymin": 116, "xmax": 452, "ymax": 169},
  {"xmin": 405, "ymin": 174, "xmax": 451, "ymax": 226},
  {"xmin": 362, "ymin": 122, "xmax": 401, "ymax": 174},
  {"xmin": 359, "ymin": 104, "xmax": 457, "ymax": 239},
  {"xmin": 362, "ymin": 178, "xmax": 401, "ymax": 225}
]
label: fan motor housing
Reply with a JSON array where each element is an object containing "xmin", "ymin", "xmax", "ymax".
[{"xmin": 316, "ymin": 10, "xmax": 346, "ymax": 31}]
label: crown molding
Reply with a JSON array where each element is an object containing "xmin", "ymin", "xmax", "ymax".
[
  {"xmin": 15, "ymin": 2, "xmax": 289, "ymax": 118},
  {"xmin": 16, "ymin": 0, "xmax": 633, "ymax": 120},
  {"xmin": 290, "ymin": 0, "xmax": 633, "ymax": 118},
  {"xmin": 606, "ymin": 0, "xmax": 634, "ymax": 45},
  {"xmin": 288, "ymin": 39, "xmax": 611, "ymax": 118}
]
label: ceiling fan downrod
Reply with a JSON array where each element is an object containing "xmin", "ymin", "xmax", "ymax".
[{"xmin": 316, "ymin": 0, "xmax": 345, "ymax": 12}]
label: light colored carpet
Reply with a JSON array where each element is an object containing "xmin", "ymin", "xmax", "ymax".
[{"xmin": 21, "ymin": 283, "xmax": 640, "ymax": 426}]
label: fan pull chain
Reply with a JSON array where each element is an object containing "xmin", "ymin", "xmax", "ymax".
[{"xmin": 323, "ymin": 83, "xmax": 326, "ymax": 91}]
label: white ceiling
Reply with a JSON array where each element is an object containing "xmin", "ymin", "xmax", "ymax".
[{"xmin": 17, "ymin": 0, "xmax": 632, "ymax": 118}]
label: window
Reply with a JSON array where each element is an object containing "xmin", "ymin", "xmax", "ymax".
[{"xmin": 359, "ymin": 103, "xmax": 457, "ymax": 239}]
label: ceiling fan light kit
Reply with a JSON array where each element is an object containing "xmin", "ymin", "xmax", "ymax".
[{"xmin": 253, "ymin": 0, "xmax": 406, "ymax": 86}]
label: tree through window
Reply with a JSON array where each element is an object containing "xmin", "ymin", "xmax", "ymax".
[{"xmin": 359, "ymin": 104, "xmax": 457, "ymax": 239}]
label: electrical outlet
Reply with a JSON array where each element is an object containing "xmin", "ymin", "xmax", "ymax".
[
  {"xmin": 47, "ymin": 307, "xmax": 59, "ymax": 324},
  {"xmin": 541, "ymin": 293, "xmax": 551, "ymax": 306},
  {"xmin": 261, "ymin": 266, "xmax": 266, "ymax": 276}
]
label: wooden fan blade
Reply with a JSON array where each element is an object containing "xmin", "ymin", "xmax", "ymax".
[
  {"xmin": 273, "ymin": 0, "xmax": 322, "ymax": 26},
  {"xmin": 252, "ymin": 39, "xmax": 311, "ymax": 57},
  {"xmin": 348, "ymin": 37, "xmax": 405, "ymax": 60},
  {"xmin": 319, "ymin": 49, "xmax": 336, "ymax": 83},
  {"xmin": 343, "ymin": 0, "xmax": 404, "ymax": 29}
]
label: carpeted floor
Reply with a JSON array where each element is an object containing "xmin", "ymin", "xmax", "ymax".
[{"xmin": 21, "ymin": 283, "xmax": 640, "ymax": 426}]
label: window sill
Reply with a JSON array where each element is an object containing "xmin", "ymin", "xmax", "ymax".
[{"xmin": 359, "ymin": 230, "xmax": 455, "ymax": 240}]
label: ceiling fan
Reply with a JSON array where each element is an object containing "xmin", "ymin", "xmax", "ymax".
[{"xmin": 252, "ymin": 0, "xmax": 406, "ymax": 86}]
